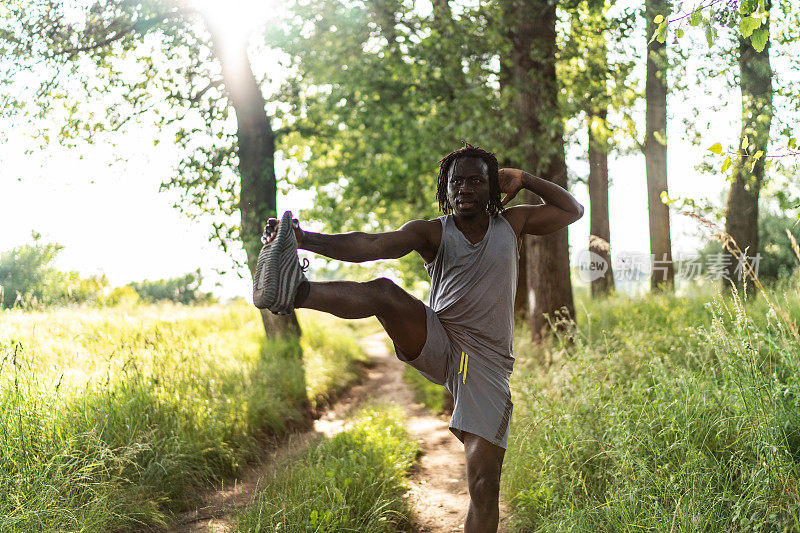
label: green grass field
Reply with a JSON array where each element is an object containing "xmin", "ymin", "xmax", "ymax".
[
  {"xmin": 504, "ymin": 278, "xmax": 800, "ymax": 532},
  {"xmin": 236, "ymin": 403, "xmax": 419, "ymax": 532},
  {"xmin": 0, "ymin": 303, "xmax": 368, "ymax": 531},
  {"xmin": 8, "ymin": 278, "xmax": 800, "ymax": 532}
]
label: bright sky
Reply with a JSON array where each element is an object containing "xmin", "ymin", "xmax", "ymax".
[{"xmin": 0, "ymin": 1, "xmax": 792, "ymax": 299}]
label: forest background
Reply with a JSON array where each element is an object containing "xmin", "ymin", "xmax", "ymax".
[{"xmin": 2, "ymin": 0, "xmax": 798, "ymax": 331}]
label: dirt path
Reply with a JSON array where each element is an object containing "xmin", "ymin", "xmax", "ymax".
[{"xmin": 168, "ymin": 332, "xmax": 508, "ymax": 532}]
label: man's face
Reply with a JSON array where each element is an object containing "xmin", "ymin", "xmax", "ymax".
[{"xmin": 447, "ymin": 156, "xmax": 490, "ymax": 216}]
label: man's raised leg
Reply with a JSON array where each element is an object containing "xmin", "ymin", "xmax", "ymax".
[
  {"xmin": 296, "ymin": 278, "xmax": 428, "ymax": 361},
  {"xmin": 463, "ymin": 431, "xmax": 505, "ymax": 532}
]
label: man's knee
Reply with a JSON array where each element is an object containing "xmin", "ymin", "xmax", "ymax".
[
  {"xmin": 366, "ymin": 277, "xmax": 398, "ymax": 295},
  {"xmin": 365, "ymin": 277, "xmax": 405, "ymax": 311},
  {"xmin": 465, "ymin": 433, "xmax": 504, "ymax": 511},
  {"xmin": 468, "ymin": 470, "xmax": 501, "ymax": 510}
]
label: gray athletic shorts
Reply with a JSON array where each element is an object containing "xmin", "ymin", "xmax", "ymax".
[{"xmin": 394, "ymin": 305, "xmax": 514, "ymax": 449}]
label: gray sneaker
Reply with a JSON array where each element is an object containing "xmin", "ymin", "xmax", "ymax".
[{"xmin": 253, "ymin": 210, "xmax": 309, "ymax": 315}]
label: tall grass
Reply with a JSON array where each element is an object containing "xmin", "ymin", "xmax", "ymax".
[
  {"xmin": 504, "ymin": 277, "xmax": 800, "ymax": 532},
  {"xmin": 0, "ymin": 303, "xmax": 366, "ymax": 531},
  {"xmin": 300, "ymin": 310, "xmax": 373, "ymax": 410},
  {"xmin": 403, "ymin": 365, "xmax": 448, "ymax": 413},
  {"xmin": 235, "ymin": 403, "xmax": 419, "ymax": 532}
]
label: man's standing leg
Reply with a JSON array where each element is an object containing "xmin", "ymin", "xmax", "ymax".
[
  {"xmin": 463, "ymin": 431, "xmax": 505, "ymax": 532},
  {"xmin": 297, "ymin": 278, "xmax": 428, "ymax": 361}
]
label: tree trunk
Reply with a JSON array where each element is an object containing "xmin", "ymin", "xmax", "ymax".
[
  {"xmin": 208, "ymin": 28, "xmax": 301, "ymax": 338},
  {"xmin": 506, "ymin": 0, "xmax": 575, "ymax": 343},
  {"xmin": 514, "ymin": 236, "xmax": 530, "ymax": 322},
  {"xmin": 496, "ymin": 60, "xmax": 531, "ymax": 323},
  {"xmin": 644, "ymin": 0, "xmax": 674, "ymax": 292},
  {"xmin": 371, "ymin": 0, "xmax": 401, "ymax": 44},
  {"xmin": 587, "ymin": 110, "xmax": 615, "ymax": 296},
  {"xmin": 431, "ymin": 0, "xmax": 453, "ymax": 28},
  {"xmin": 723, "ymin": 4, "xmax": 773, "ymax": 291}
]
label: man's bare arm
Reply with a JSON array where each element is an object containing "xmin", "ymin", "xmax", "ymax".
[
  {"xmin": 499, "ymin": 169, "xmax": 584, "ymax": 236},
  {"xmin": 262, "ymin": 218, "xmax": 436, "ymax": 263}
]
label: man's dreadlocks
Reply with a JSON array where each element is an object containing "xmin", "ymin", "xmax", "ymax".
[{"xmin": 436, "ymin": 142, "xmax": 503, "ymax": 216}]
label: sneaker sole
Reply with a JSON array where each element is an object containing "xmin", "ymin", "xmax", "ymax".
[{"xmin": 253, "ymin": 211, "xmax": 294, "ymax": 310}]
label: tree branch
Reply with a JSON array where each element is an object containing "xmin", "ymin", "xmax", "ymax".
[
  {"xmin": 111, "ymin": 101, "xmax": 158, "ymax": 131},
  {"xmin": 620, "ymin": 109, "xmax": 645, "ymax": 152},
  {"xmin": 190, "ymin": 80, "xmax": 223, "ymax": 104},
  {"xmin": 58, "ymin": 7, "xmax": 195, "ymax": 56}
]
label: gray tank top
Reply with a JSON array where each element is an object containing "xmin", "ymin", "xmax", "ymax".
[{"xmin": 424, "ymin": 212, "xmax": 519, "ymax": 375}]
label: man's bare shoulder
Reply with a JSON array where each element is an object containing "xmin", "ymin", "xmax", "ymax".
[
  {"xmin": 401, "ymin": 217, "xmax": 442, "ymax": 238},
  {"xmin": 399, "ymin": 217, "xmax": 443, "ymax": 258},
  {"xmin": 500, "ymin": 207, "xmax": 525, "ymax": 237},
  {"xmin": 400, "ymin": 217, "xmax": 442, "ymax": 232}
]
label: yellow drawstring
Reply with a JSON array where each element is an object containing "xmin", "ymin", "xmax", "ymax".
[{"xmin": 458, "ymin": 351, "xmax": 469, "ymax": 384}]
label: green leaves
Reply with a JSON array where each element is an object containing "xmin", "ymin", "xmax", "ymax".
[
  {"xmin": 749, "ymin": 150, "xmax": 764, "ymax": 172},
  {"xmin": 750, "ymin": 28, "xmax": 768, "ymax": 52},
  {"xmin": 704, "ymin": 23, "xmax": 717, "ymax": 47},
  {"xmin": 706, "ymin": 143, "xmax": 737, "ymax": 176},
  {"xmin": 738, "ymin": 16, "xmax": 761, "ymax": 38},
  {"xmin": 664, "ymin": 3, "xmax": 770, "ymax": 50},
  {"xmin": 649, "ymin": 18, "xmax": 669, "ymax": 44},
  {"xmin": 739, "ymin": 2, "xmax": 771, "ymax": 51},
  {"xmin": 648, "ymin": 11, "xmax": 670, "ymax": 44},
  {"xmin": 707, "ymin": 139, "xmax": 772, "ymax": 176}
]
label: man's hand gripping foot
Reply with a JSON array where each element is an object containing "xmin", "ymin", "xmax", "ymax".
[{"xmin": 252, "ymin": 210, "xmax": 310, "ymax": 315}]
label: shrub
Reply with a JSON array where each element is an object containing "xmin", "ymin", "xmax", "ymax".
[
  {"xmin": 126, "ymin": 269, "xmax": 215, "ymax": 304},
  {"xmin": 0, "ymin": 233, "xmax": 108, "ymax": 308}
]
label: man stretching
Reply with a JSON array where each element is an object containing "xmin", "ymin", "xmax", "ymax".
[{"xmin": 254, "ymin": 143, "xmax": 583, "ymax": 532}]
